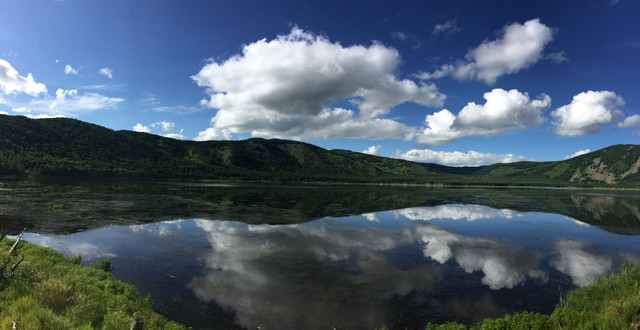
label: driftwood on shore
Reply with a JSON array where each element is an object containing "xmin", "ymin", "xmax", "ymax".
[
  {"xmin": 8, "ymin": 228, "xmax": 26, "ymax": 255},
  {"xmin": 1, "ymin": 228, "xmax": 26, "ymax": 280}
]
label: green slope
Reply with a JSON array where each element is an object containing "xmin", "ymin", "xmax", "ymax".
[
  {"xmin": 469, "ymin": 145, "xmax": 640, "ymax": 187},
  {"xmin": 1, "ymin": 115, "xmax": 638, "ymax": 187},
  {"xmin": 0, "ymin": 115, "xmax": 441, "ymax": 183}
]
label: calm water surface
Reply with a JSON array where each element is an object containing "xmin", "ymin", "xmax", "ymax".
[{"xmin": 1, "ymin": 181, "xmax": 639, "ymax": 329}]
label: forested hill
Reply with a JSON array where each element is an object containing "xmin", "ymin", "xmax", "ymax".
[
  {"xmin": 0, "ymin": 115, "xmax": 440, "ymax": 182},
  {"xmin": 1, "ymin": 115, "xmax": 639, "ymax": 187}
]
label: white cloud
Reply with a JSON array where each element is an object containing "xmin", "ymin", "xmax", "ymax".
[
  {"xmin": 192, "ymin": 27, "xmax": 445, "ymax": 141},
  {"xmin": 415, "ymin": 64, "xmax": 455, "ymax": 80},
  {"xmin": 0, "ymin": 59, "xmax": 47, "ymax": 96},
  {"xmin": 99, "ymin": 67, "xmax": 113, "ymax": 79},
  {"xmin": 416, "ymin": 88, "xmax": 550, "ymax": 145},
  {"xmin": 134, "ymin": 121, "xmax": 186, "ymax": 139},
  {"xmin": 433, "ymin": 19, "xmax": 462, "ymax": 37},
  {"xmin": 64, "ymin": 64, "xmax": 79, "ymax": 75},
  {"xmin": 396, "ymin": 148, "xmax": 528, "ymax": 166},
  {"xmin": 133, "ymin": 123, "xmax": 150, "ymax": 133},
  {"xmin": 151, "ymin": 121, "xmax": 174, "ymax": 132},
  {"xmin": 25, "ymin": 113, "xmax": 66, "ymax": 119},
  {"xmin": 164, "ymin": 129, "xmax": 185, "ymax": 140},
  {"xmin": 419, "ymin": 19, "xmax": 555, "ymax": 84},
  {"xmin": 11, "ymin": 106, "xmax": 30, "ymax": 113},
  {"xmin": 193, "ymin": 127, "xmax": 232, "ymax": 141},
  {"xmin": 151, "ymin": 104, "xmax": 203, "ymax": 114},
  {"xmin": 0, "ymin": 111, "xmax": 8, "ymax": 115},
  {"xmin": 563, "ymin": 149, "xmax": 591, "ymax": 160},
  {"xmin": 551, "ymin": 91, "xmax": 624, "ymax": 136},
  {"xmin": 46, "ymin": 88, "xmax": 124, "ymax": 113},
  {"xmin": 362, "ymin": 145, "xmax": 381, "ymax": 155},
  {"xmin": 616, "ymin": 114, "xmax": 640, "ymax": 128}
]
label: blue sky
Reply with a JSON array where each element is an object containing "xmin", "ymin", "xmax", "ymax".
[{"xmin": 0, "ymin": 0, "xmax": 638, "ymax": 166}]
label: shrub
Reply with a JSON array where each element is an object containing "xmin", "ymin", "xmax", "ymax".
[
  {"xmin": 70, "ymin": 254, "xmax": 82, "ymax": 265},
  {"xmin": 94, "ymin": 258, "xmax": 113, "ymax": 273}
]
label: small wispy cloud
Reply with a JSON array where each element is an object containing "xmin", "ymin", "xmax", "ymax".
[
  {"xmin": 432, "ymin": 19, "xmax": 462, "ymax": 37},
  {"xmin": 64, "ymin": 64, "xmax": 79, "ymax": 75},
  {"xmin": 545, "ymin": 51, "xmax": 569, "ymax": 63},
  {"xmin": 99, "ymin": 67, "xmax": 113, "ymax": 79},
  {"xmin": 391, "ymin": 31, "xmax": 408, "ymax": 41}
]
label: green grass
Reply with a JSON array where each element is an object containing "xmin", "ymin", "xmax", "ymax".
[
  {"xmin": 377, "ymin": 263, "xmax": 640, "ymax": 330},
  {"xmin": 0, "ymin": 237, "xmax": 184, "ymax": 329}
]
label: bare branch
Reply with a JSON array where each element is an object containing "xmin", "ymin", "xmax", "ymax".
[
  {"xmin": 10, "ymin": 255, "xmax": 24, "ymax": 278},
  {"xmin": 8, "ymin": 228, "xmax": 26, "ymax": 255}
]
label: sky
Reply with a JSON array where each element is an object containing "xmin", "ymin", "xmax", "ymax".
[{"xmin": 0, "ymin": 0, "xmax": 638, "ymax": 166}]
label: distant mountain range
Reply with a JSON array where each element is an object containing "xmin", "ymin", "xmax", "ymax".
[{"xmin": 1, "ymin": 115, "xmax": 639, "ymax": 187}]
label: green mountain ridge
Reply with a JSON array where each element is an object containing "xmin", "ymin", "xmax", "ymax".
[{"xmin": 1, "ymin": 115, "xmax": 639, "ymax": 187}]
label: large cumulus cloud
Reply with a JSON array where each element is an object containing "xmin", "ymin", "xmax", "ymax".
[
  {"xmin": 0, "ymin": 59, "xmax": 47, "ymax": 96},
  {"xmin": 192, "ymin": 27, "xmax": 445, "ymax": 141},
  {"xmin": 551, "ymin": 91, "xmax": 624, "ymax": 136},
  {"xmin": 416, "ymin": 88, "xmax": 550, "ymax": 145},
  {"xmin": 418, "ymin": 19, "xmax": 556, "ymax": 85}
]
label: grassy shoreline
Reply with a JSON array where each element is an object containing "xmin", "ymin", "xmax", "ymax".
[{"xmin": 0, "ymin": 237, "xmax": 184, "ymax": 329}]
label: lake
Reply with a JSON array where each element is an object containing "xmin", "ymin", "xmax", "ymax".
[{"xmin": 1, "ymin": 180, "xmax": 639, "ymax": 329}]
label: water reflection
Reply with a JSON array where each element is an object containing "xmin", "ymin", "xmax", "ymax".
[
  {"xmin": 398, "ymin": 204, "xmax": 522, "ymax": 221},
  {"xmin": 189, "ymin": 220, "xmax": 433, "ymax": 329},
  {"xmin": 2, "ymin": 181, "xmax": 640, "ymax": 234},
  {"xmin": 551, "ymin": 240, "xmax": 613, "ymax": 288},
  {"xmin": 179, "ymin": 203, "xmax": 637, "ymax": 328},
  {"xmin": 413, "ymin": 226, "xmax": 547, "ymax": 290},
  {"xmin": 4, "ymin": 182, "xmax": 640, "ymax": 328}
]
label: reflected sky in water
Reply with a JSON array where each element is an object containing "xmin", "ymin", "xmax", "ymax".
[{"xmin": 22, "ymin": 202, "xmax": 640, "ymax": 329}]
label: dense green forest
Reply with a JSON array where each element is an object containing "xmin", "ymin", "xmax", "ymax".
[{"xmin": 1, "ymin": 115, "xmax": 639, "ymax": 187}]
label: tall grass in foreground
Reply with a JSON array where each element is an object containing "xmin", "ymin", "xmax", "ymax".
[
  {"xmin": 0, "ymin": 237, "xmax": 184, "ymax": 329},
  {"xmin": 378, "ymin": 263, "xmax": 640, "ymax": 330}
]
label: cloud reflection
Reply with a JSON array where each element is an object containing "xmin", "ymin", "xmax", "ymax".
[
  {"xmin": 189, "ymin": 220, "xmax": 436, "ymax": 329},
  {"xmin": 187, "ymin": 204, "xmax": 551, "ymax": 329},
  {"xmin": 414, "ymin": 226, "xmax": 547, "ymax": 290},
  {"xmin": 398, "ymin": 204, "xmax": 522, "ymax": 221},
  {"xmin": 551, "ymin": 240, "xmax": 612, "ymax": 287},
  {"xmin": 25, "ymin": 234, "xmax": 117, "ymax": 261}
]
